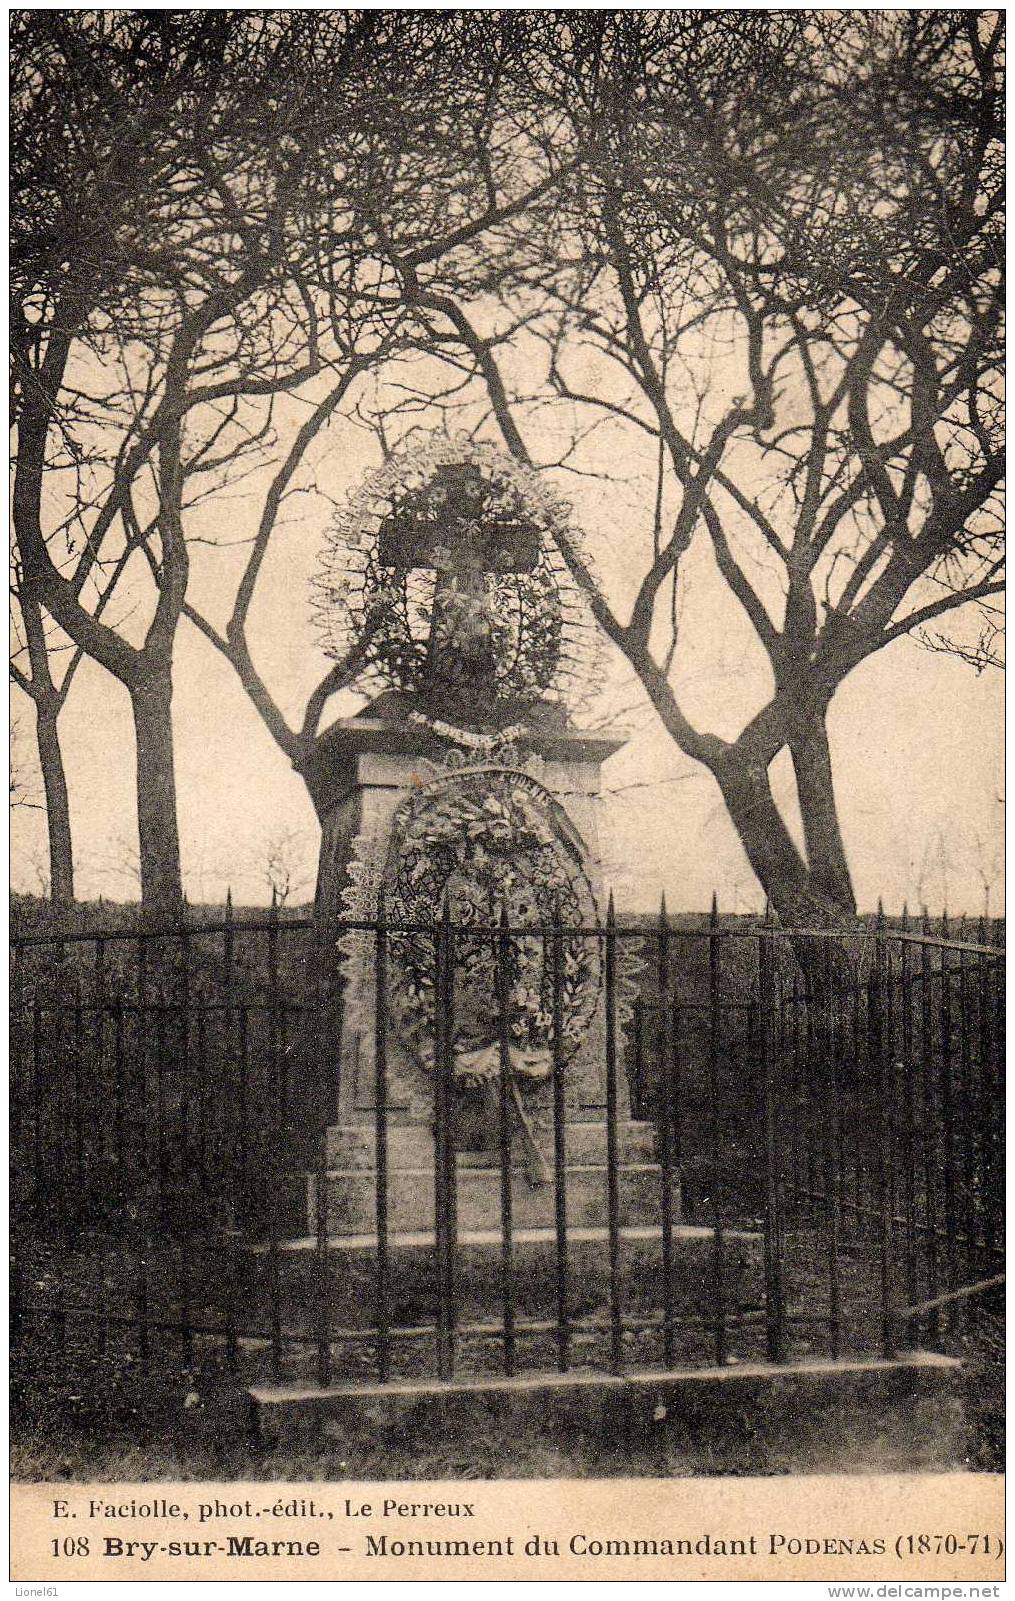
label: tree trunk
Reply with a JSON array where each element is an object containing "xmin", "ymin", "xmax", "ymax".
[
  {"xmin": 712, "ymin": 753, "xmax": 854, "ymax": 928},
  {"xmin": 131, "ymin": 669, "xmax": 183, "ymax": 913},
  {"xmin": 789, "ymin": 714, "xmax": 857, "ymax": 915},
  {"xmin": 713, "ymin": 744, "xmax": 866, "ymax": 1006},
  {"xmin": 35, "ymin": 703, "xmax": 74, "ymax": 904}
]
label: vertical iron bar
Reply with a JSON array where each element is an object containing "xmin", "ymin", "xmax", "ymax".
[
  {"xmin": 195, "ymin": 1010, "xmax": 208, "ymax": 1193},
  {"xmin": 657, "ymin": 896, "xmax": 675, "ymax": 1369},
  {"xmin": 708, "ymin": 894, "xmax": 727, "ymax": 1365},
  {"xmin": 978, "ymin": 932, "xmax": 995, "ymax": 1260},
  {"xmin": 32, "ymin": 998, "xmax": 44, "ymax": 1231},
  {"xmin": 899, "ymin": 920, "xmax": 917, "ymax": 1339},
  {"xmin": 237, "ymin": 1008, "xmax": 250, "ymax": 1227},
  {"xmin": 991, "ymin": 956, "xmax": 1005, "ymax": 1257},
  {"xmin": 920, "ymin": 912, "xmax": 939, "ymax": 1343},
  {"xmin": 433, "ymin": 917, "xmax": 448, "ymax": 1378},
  {"xmin": 872, "ymin": 909, "xmax": 895, "ymax": 1357},
  {"xmin": 72, "ymin": 980, "xmax": 85, "ymax": 1231},
  {"xmin": 938, "ymin": 914, "xmax": 958, "ymax": 1330},
  {"xmin": 92, "ymin": 941, "xmax": 108, "ymax": 1358},
  {"xmin": 604, "ymin": 894, "xmax": 623, "ymax": 1375},
  {"xmin": 670, "ymin": 994, "xmax": 683, "ymax": 1187},
  {"xmin": 822, "ymin": 939, "xmax": 841, "ymax": 1361},
  {"xmin": 267, "ymin": 1182, "xmax": 282, "ymax": 1385},
  {"xmin": 958, "ymin": 944, "xmax": 975, "ymax": 1291},
  {"xmin": 496, "ymin": 906, "xmax": 516, "ymax": 1377},
  {"xmin": 550, "ymin": 897, "xmax": 569, "ymax": 1373},
  {"xmin": 113, "ymin": 998, "xmax": 126, "ymax": 1202},
  {"xmin": 760, "ymin": 914, "xmax": 784, "ymax": 1362},
  {"xmin": 851, "ymin": 972, "xmax": 863, "ymax": 1220},
  {"xmin": 222, "ymin": 905, "xmax": 240, "ymax": 1375},
  {"xmin": 790, "ymin": 973, "xmax": 804, "ymax": 1216},
  {"xmin": 94, "ymin": 936, "xmax": 106, "ymax": 1163},
  {"xmin": 222, "ymin": 895, "xmax": 235, "ymax": 1209},
  {"xmin": 135, "ymin": 933, "xmax": 151, "ymax": 1362},
  {"xmin": 179, "ymin": 930, "xmax": 192, "ymax": 1202},
  {"xmin": 433, "ymin": 901, "xmax": 458, "ymax": 1378},
  {"xmin": 443, "ymin": 904, "xmax": 458, "ymax": 1377},
  {"xmin": 374, "ymin": 894, "xmax": 389, "ymax": 1384},
  {"xmin": 155, "ymin": 999, "xmax": 168, "ymax": 1228},
  {"xmin": 315, "ymin": 1130, "xmax": 331, "ymax": 1389}
]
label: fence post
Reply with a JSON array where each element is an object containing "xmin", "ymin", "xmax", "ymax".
[
  {"xmin": 657, "ymin": 894, "xmax": 675, "ymax": 1368},
  {"xmin": 433, "ymin": 895, "xmax": 458, "ymax": 1379},
  {"xmin": 871, "ymin": 904, "xmax": 896, "ymax": 1358},
  {"xmin": 821, "ymin": 938, "xmax": 841, "ymax": 1361},
  {"xmin": 373, "ymin": 890, "xmax": 389, "ymax": 1384},
  {"xmin": 939, "ymin": 909, "xmax": 958, "ymax": 1331},
  {"xmin": 495, "ymin": 903, "xmax": 516, "ymax": 1377},
  {"xmin": 898, "ymin": 907, "xmax": 918, "ymax": 1345},
  {"xmin": 759, "ymin": 907, "xmax": 784, "ymax": 1362},
  {"xmin": 550, "ymin": 895, "xmax": 570, "ymax": 1372},
  {"xmin": 708, "ymin": 893, "xmax": 727, "ymax": 1366},
  {"xmin": 604, "ymin": 893, "xmax": 623, "ymax": 1376},
  {"xmin": 920, "ymin": 908, "xmax": 940, "ymax": 1345}
]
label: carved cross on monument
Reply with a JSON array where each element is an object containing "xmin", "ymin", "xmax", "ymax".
[{"xmin": 378, "ymin": 462, "xmax": 540, "ymax": 694}]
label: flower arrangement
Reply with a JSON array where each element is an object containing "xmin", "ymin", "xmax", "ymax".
[
  {"xmin": 312, "ymin": 434, "xmax": 601, "ymax": 721},
  {"xmin": 382, "ymin": 769, "xmax": 601, "ymax": 1087}
]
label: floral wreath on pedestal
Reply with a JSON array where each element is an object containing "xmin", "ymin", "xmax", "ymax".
[
  {"xmin": 340, "ymin": 746, "xmax": 607, "ymax": 1091},
  {"xmin": 311, "ymin": 433, "xmax": 604, "ymax": 736}
]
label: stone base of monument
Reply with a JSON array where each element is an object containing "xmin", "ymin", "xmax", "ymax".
[
  {"xmin": 248, "ymin": 1353, "xmax": 966, "ymax": 1473},
  {"xmin": 249, "ymin": 1218, "xmax": 764, "ymax": 1341},
  {"xmin": 305, "ymin": 1119, "xmax": 676, "ymax": 1235}
]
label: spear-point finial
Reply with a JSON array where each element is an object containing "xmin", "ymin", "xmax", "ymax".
[
  {"xmin": 941, "ymin": 906, "xmax": 950, "ymax": 939},
  {"xmin": 710, "ymin": 889, "xmax": 719, "ymax": 927},
  {"xmin": 921, "ymin": 904, "xmax": 930, "ymax": 934},
  {"xmin": 764, "ymin": 896, "xmax": 774, "ymax": 927},
  {"xmin": 225, "ymin": 886, "xmax": 233, "ymax": 918},
  {"xmin": 901, "ymin": 900, "xmax": 909, "ymax": 931},
  {"xmin": 606, "ymin": 888, "xmax": 616, "ymax": 927}
]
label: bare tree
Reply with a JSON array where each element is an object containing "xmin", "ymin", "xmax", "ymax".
[
  {"xmin": 178, "ymin": 16, "xmax": 586, "ymax": 813},
  {"xmin": 12, "ymin": 12, "xmax": 577, "ymax": 903},
  {"xmin": 356, "ymin": 12, "xmax": 1003, "ymax": 926},
  {"xmin": 10, "ymin": 589, "xmax": 80, "ymax": 902}
]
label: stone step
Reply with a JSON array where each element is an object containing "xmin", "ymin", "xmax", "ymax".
[
  {"xmin": 249, "ymin": 1352, "xmax": 966, "ymax": 1475},
  {"xmin": 308, "ymin": 1161, "xmax": 680, "ymax": 1235},
  {"xmin": 324, "ymin": 1119, "xmax": 657, "ymax": 1169},
  {"xmin": 247, "ymin": 1222, "xmax": 765, "ymax": 1332}
]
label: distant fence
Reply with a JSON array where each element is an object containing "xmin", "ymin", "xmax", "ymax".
[{"xmin": 9, "ymin": 904, "xmax": 1005, "ymax": 1390}]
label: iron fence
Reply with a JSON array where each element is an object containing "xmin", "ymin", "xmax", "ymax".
[{"xmin": 9, "ymin": 901, "xmax": 1005, "ymax": 1394}]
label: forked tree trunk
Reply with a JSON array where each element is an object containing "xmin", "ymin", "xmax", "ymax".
[
  {"xmin": 713, "ymin": 737, "xmax": 864, "ymax": 1004},
  {"xmin": 789, "ymin": 715, "xmax": 856, "ymax": 915},
  {"xmin": 35, "ymin": 703, "xmax": 74, "ymax": 904},
  {"xmin": 131, "ymin": 669, "xmax": 183, "ymax": 913}
]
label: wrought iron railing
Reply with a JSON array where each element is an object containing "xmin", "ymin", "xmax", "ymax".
[{"xmin": 9, "ymin": 901, "xmax": 1005, "ymax": 1393}]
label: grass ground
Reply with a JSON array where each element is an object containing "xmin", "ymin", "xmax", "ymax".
[{"xmin": 11, "ymin": 1294, "xmax": 1001, "ymax": 1482}]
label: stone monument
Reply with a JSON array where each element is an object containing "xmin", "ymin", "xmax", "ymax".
[{"xmin": 302, "ymin": 436, "xmax": 665, "ymax": 1234}]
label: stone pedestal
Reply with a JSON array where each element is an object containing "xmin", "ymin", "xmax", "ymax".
[{"xmin": 304, "ymin": 707, "xmax": 629, "ymax": 1132}]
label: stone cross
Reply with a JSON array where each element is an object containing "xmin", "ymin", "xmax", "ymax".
[{"xmin": 378, "ymin": 462, "xmax": 539, "ymax": 688}]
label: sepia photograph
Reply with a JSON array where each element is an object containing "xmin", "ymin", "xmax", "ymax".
[{"xmin": 9, "ymin": 5, "xmax": 1004, "ymax": 1582}]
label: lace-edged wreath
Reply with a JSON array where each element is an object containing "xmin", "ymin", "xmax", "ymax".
[
  {"xmin": 311, "ymin": 434, "xmax": 603, "ymax": 726},
  {"xmin": 338, "ymin": 747, "xmax": 639, "ymax": 1090}
]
